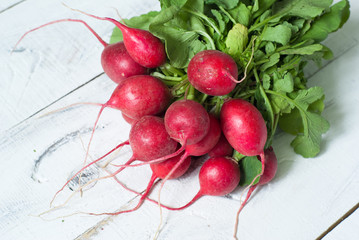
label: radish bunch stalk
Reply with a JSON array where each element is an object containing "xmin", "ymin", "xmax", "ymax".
[{"xmin": 16, "ymin": 0, "xmax": 351, "ymax": 238}]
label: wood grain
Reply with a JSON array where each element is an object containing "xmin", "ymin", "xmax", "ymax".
[{"xmin": 1, "ymin": 0, "xmax": 359, "ymax": 240}]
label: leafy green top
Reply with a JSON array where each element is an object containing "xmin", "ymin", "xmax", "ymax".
[{"xmin": 110, "ymin": 0, "xmax": 350, "ymax": 184}]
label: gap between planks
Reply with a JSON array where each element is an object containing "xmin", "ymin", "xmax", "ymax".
[
  {"xmin": 7, "ymin": 72, "xmax": 104, "ymax": 133},
  {"xmin": 317, "ymin": 202, "xmax": 359, "ymax": 239},
  {"xmin": 0, "ymin": 0, "xmax": 26, "ymax": 14}
]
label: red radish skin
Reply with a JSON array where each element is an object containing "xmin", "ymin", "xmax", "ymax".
[
  {"xmin": 187, "ymin": 50, "xmax": 238, "ymax": 96},
  {"xmin": 258, "ymin": 147, "xmax": 277, "ymax": 185},
  {"xmin": 108, "ymin": 109, "xmax": 219, "ymax": 217},
  {"xmin": 150, "ymin": 154, "xmax": 191, "ymax": 179},
  {"xmin": 208, "ymin": 134, "xmax": 234, "ymax": 158},
  {"xmin": 167, "ymin": 157, "xmax": 240, "ymax": 210},
  {"xmin": 121, "ymin": 112, "xmax": 137, "ymax": 125},
  {"xmin": 165, "ymin": 99, "xmax": 210, "ymax": 146},
  {"xmin": 122, "ymin": 99, "xmax": 211, "ymax": 170},
  {"xmin": 68, "ymin": 8, "xmax": 166, "ymax": 68},
  {"xmin": 118, "ymin": 24, "xmax": 166, "ymax": 68},
  {"xmin": 156, "ymin": 114, "xmax": 221, "ymax": 201},
  {"xmin": 233, "ymin": 147, "xmax": 278, "ymax": 238},
  {"xmin": 220, "ymin": 99, "xmax": 267, "ymax": 157},
  {"xmin": 108, "ymin": 75, "xmax": 171, "ymax": 119},
  {"xmin": 220, "ymin": 98, "xmax": 267, "ymax": 187},
  {"xmin": 112, "ymin": 115, "xmax": 178, "ymax": 171},
  {"xmin": 220, "ymin": 98, "xmax": 268, "ymax": 237},
  {"xmin": 129, "ymin": 116, "xmax": 178, "ymax": 162},
  {"xmin": 13, "ymin": 19, "xmax": 148, "ymax": 84},
  {"xmin": 83, "ymin": 75, "xmax": 171, "ymax": 170},
  {"xmin": 185, "ymin": 114, "xmax": 221, "ymax": 157},
  {"xmin": 101, "ymin": 42, "xmax": 148, "ymax": 84},
  {"xmin": 111, "ymin": 108, "xmax": 218, "ymax": 169}
]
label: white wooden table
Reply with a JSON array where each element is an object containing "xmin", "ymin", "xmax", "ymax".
[{"xmin": 1, "ymin": 0, "xmax": 359, "ymax": 239}]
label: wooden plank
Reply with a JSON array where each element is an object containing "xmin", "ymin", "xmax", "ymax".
[
  {"xmin": 0, "ymin": 0, "xmax": 160, "ymax": 133},
  {"xmin": 0, "ymin": 74, "xmax": 134, "ymax": 240},
  {"xmin": 1, "ymin": 1, "xmax": 359, "ymax": 240}
]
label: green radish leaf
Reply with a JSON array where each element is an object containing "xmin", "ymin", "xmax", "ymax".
[
  {"xmin": 205, "ymin": 0, "xmax": 239, "ymax": 9},
  {"xmin": 233, "ymin": 150, "xmax": 246, "ymax": 161},
  {"xmin": 308, "ymin": 95, "xmax": 325, "ymax": 113},
  {"xmin": 211, "ymin": 9, "xmax": 227, "ymax": 33},
  {"xmin": 280, "ymin": 44, "xmax": 323, "ymax": 55},
  {"xmin": 271, "ymin": 87, "xmax": 329, "ymax": 157},
  {"xmin": 290, "ymin": 111, "xmax": 330, "ymax": 157},
  {"xmin": 149, "ymin": 5, "xmax": 209, "ymax": 68},
  {"xmin": 294, "ymin": 86, "xmax": 324, "ymax": 110},
  {"xmin": 252, "ymin": 0, "xmax": 277, "ymax": 18},
  {"xmin": 265, "ymin": 42, "xmax": 276, "ymax": 55},
  {"xmin": 260, "ymin": 53, "xmax": 280, "ymax": 71},
  {"xmin": 273, "ymin": 0, "xmax": 333, "ymax": 19},
  {"xmin": 270, "ymin": 93, "xmax": 295, "ymax": 114},
  {"xmin": 255, "ymin": 85, "xmax": 275, "ymax": 148},
  {"xmin": 273, "ymin": 72, "xmax": 294, "ymax": 93},
  {"xmin": 239, "ymin": 156, "xmax": 262, "ymax": 186},
  {"xmin": 160, "ymin": 0, "xmax": 189, "ymax": 9},
  {"xmin": 228, "ymin": 3, "xmax": 251, "ymax": 26},
  {"xmin": 279, "ymin": 95, "xmax": 325, "ymax": 135},
  {"xmin": 262, "ymin": 25, "xmax": 292, "ymax": 45},
  {"xmin": 262, "ymin": 73, "xmax": 271, "ymax": 90},
  {"xmin": 282, "ymin": 21, "xmax": 300, "ymax": 34},
  {"xmin": 301, "ymin": 0, "xmax": 350, "ymax": 42},
  {"xmin": 279, "ymin": 108, "xmax": 304, "ymax": 135},
  {"xmin": 225, "ymin": 23, "xmax": 248, "ymax": 60}
]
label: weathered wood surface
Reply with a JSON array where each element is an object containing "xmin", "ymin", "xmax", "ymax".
[{"xmin": 1, "ymin": 0, "xmax": 359, "ymax": 239}]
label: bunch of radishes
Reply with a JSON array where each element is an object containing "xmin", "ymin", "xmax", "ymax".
[{"xmin": 16, "ymin": 9, "xmax": 279, "ymax": 238}]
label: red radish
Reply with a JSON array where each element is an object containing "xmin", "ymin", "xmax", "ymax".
[
  {"xmin": 101, "ymin": 42, "xmax": 148, "ymax": 83},
  {"xmin": 67, "ymin": 7, "xmax": 166, "ymax": 68},
  {"xmin": 13, "ymin": 19, "xmax": 148, "ymax": 84},
  {"xmin": 187, "ymin": 50, "xmax": 239, "ymax": 96},
  {"xmin": 257, "ymin": 147, "xmax": 277, "ymax": 185},
  {"xmin": 220, "ymin": 98, "xmax": 267, "ymax": 178},
  {"xmin": 111, "ymin": 102, "xmax": 215, "ymax": 169},
  {"xmin": 82, "ymin": 75, "xmax": 171, "ymax": 170},
  {"xmin": 128, "ymin": 116, "xmax": 178, "ymax": 162},
  {"xmin": 150, "ymin": 153, "xmax": 191, "ymax": 179},
  {"xmin": 151, "ymin": 155, "xmax": 240, "ymax": 237},
  {"xmin": 156, "ymin": 114, "xmax": 221, "ymax": 199},
  {"xmin": 112, "ymin": 113, "xmax": 221, "ymax": 201},
  {"xmin": 109, "ymin": 115, "xmax": 177, "ymax": 173},
  {"xmin": 184, "ymin": 114, "xmax": 221, "ymax": 157},
  {"xmin": 86, "ymin": 153, "xmax": 191, "ymax": 216},
  {"xmin": 208, "ymin": 134, "xmax": 234, "ymax": 158},
  {"xmin": 233, "ymin": 147, "xmax": 278, "ymax": 238},
  {"xmin": 105, "ymin": 103, "xmax": 217, "ymax": 211},
  {"xmin": 108, "ymin": 75, "xmax": 171, "ymax": 119},
  {"xmin": 164, "ymin": 157, "xmax": 240, "ymax": 210},
  {"xmin": 165, "ymin": 99, "xmax": 210, "ymax": 146}
]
